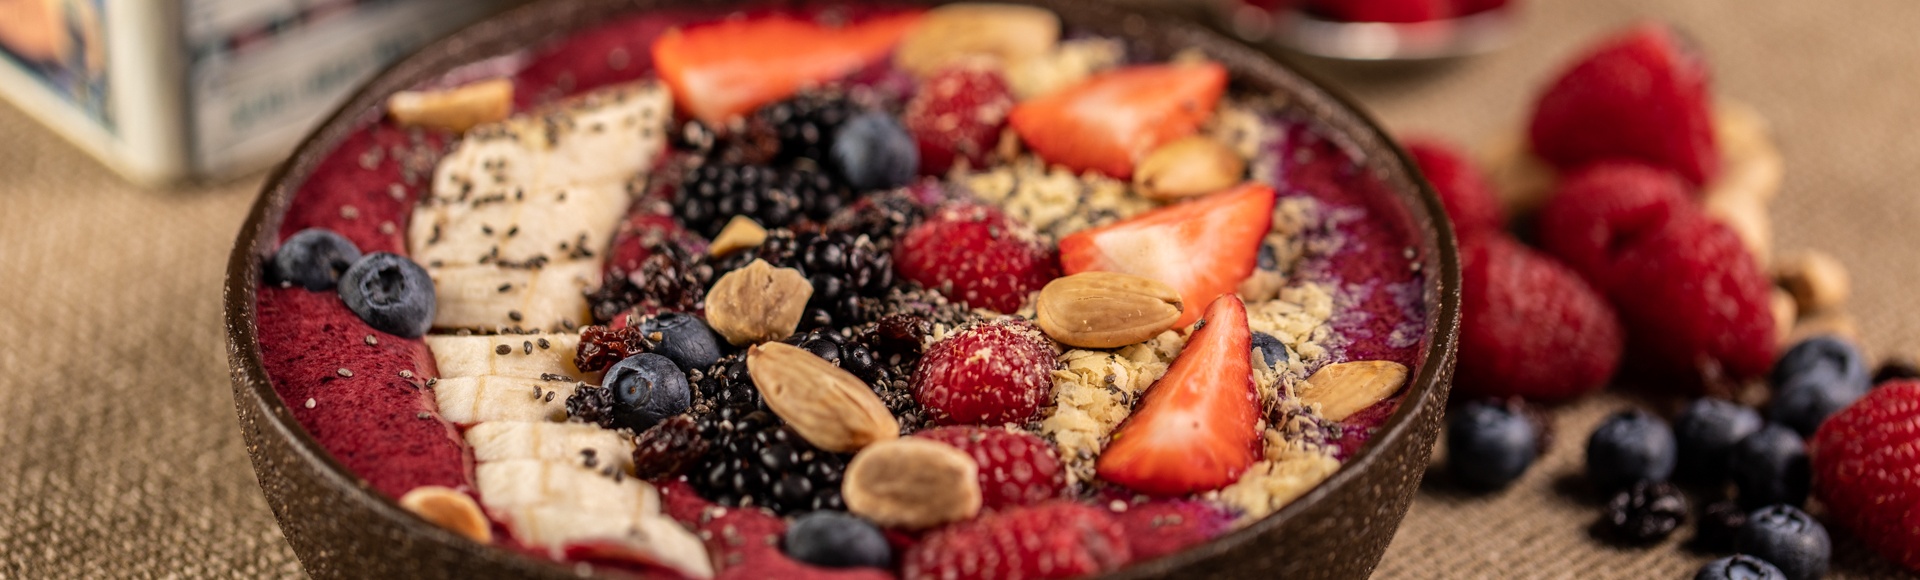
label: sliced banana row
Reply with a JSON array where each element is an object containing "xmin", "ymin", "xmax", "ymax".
[{"xmin": 410, "ymin": 81, "xmax": 673, "ymax": 333}]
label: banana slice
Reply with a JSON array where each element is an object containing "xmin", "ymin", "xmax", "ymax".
[
  {"xmin": 413, "ymin": 81, "xmax": 672, "ymax": 333},
  {"xmin": 424, "ymin": 333, "xmax": 590, "ymax": 380},
  {"xmin": 467, "ymin": 422, "xmax": 635, "ymax": 470},
  {"xmin": 475, "ymin": 459, "xmax": 654, "ymax": 513},
  {"xmin": 434, "ymin": 376, "xmax": 578, "ymax": 424},
  {"xmin": 501, "ymin": 506, "xmax": 713, "ymax": 579}
]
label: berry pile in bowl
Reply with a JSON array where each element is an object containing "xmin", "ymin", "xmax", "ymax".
[{"xmin": 224, "ymin": 0, "xmax": 1460, "ymax": 578}]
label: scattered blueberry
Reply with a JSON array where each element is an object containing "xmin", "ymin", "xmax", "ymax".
[
  {"xmin": 1769, "ymin": 336, "xmax": 1869, "ymax": 435},
  {"xmin": 1599, "ymin": 479, "xmax": 1687, "ymax": 545},
  {"xmin": 638, "ymin": 313, "xmax": 723, "ymax": 372},
  {"xmin": 1674, "ymin": 398, "xmax": 1763, "ymax": 484},
  {"xmin": 1585, "ymin": 409, "xmax": 1677, "ymax": 492},
  {"xmin": 605, "ymin": 353, "xmax": 692, "ymax": 432},
  {"xmin": 1692, "ymin": 500, "xmax": 1748, "ymax": 553},
  {"xmin": 783, "ymin": 511, "xmax": 892, "ymax": 569},
  {"xmin": 1447, "ymin": 399, "xmax": 1539, "ymax": 491},
  {"xmin": 271, "ymin": 228, "xmax": 362, "ymax": 291},
  {"xmin": 338, "ymin": 252, "xmax": 435, "ymax": 338},
  {"xmin": 1694, "ymin": 555, "xmax": 1786, "ymax": 580},
  {"xmin": 1872, "ymin": 356, "xmax": 1920, "ymax": 385},
  {"xmin": 1735, "ymin": 505, "xmax": 1829, "ymax": 580},
  {"xmin": 830, "ymin": 111, "xmax": 919, "ymax": 191},
  {"xmin": 1251, "ymin": 332, "xmax": 1289, "ymax": 370},
  {"xmin": 1729, "ymin": 424, "xmax": 1809, "ymax": 509}
]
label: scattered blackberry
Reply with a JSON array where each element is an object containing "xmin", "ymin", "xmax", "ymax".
[
  {"xmin": 565, "ymin": 385, "xmax": 618, "ymax": 429},
  {"xmin": 691, "ymin": 407, "xmax": 850, "ymax": 514},
  {"xmin": 756, "ymin": 231, "xmax": 894, "ymax": 329},
  {"xmin": 677, "ymin": 164, "xmax": 798, "ymax": 237},
  {"xmin": 783, "ymin": 328, "xmax": 885, "ymax": 383},
  {"xmin": 575, "ymin": 325, "xmax": 656, "ymax": 373},
  {"xmin": 1599, "ymin": 480, "xmax": 1688, "ymax": 545},
  {"xmin": 631, "ymin": 415, "xmax": 711, "ymax": 480},
  {"xmin": 690, "ymin": 354, "xmax": 763, "ymax": 414},
  {"xmin": 757, "ymin": 90, "xmax": 864, "ymax": 165}
]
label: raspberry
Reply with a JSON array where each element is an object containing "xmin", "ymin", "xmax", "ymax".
[
  {"xmin": 1811, "ymin": 381, "xmax": 1920, "ymax": 572},
  {"xmin": 655, "ymin": 481, "xmax": 892, "ymax": 580},
  {"xmin": 913, "ymin": 426, "xmax": 1066, "ymax": 509},
  {"xmin": 1528, "ymin": 22, "xmax": 1720, "ymax": 186},
  {"xmin": 1609, "ymin": 211, "xmax": 1776, "ymax": 386},
  {"xmin": 903, "ymin": 65, "xmax": 1015, "ymax": 174},
  {"xmin": 901, "ymin": 502, "xmax": 1131, "ymax": 580},
  {"xmin": 1107, "ymin": 498, "xmax": 1235, "ymax": 561},
  {"xmin": 893, "ymin": 203, "xmax": 1059, "ymax": 313},
  {"xmin": 1305, "ymin": 0, "xmax": 1452, "ymax": 23},
  {"xmin": 1403, "ymin": 137, "xmax": 1504, "ymax": 236},
  {"xmin": 1535, "ymin": 162, "xmax": 1695, "ymax": 292},
  {"xmin": 910, "ymin": 318, "xmax": 1058, "ymax": 426},
  {"xmin": 1455, "ymin": 233, "xmax": 1623, "ymax": 401}
]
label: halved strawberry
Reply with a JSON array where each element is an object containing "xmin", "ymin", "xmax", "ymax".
[
  {"xmin": 652, "ymin": 13, "xmax": 923, "ymax": 126},
  {"xmin": 1058, "ymin": 183, "xmax": 1275, "ymax": 328},
  {"xmin": 1527, "ymin": 22, "xmax": 1719, "ymax": 186},
  {"xmin": 1008, "ymin": 63, "xmax": 1227, "ymax": 179},
  {"xmin": 1095, "ymin": 294, "xmax": 1261, "ymax": 496}
]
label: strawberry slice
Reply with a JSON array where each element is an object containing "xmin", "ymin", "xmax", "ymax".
[
  {"xmin": 1008, "ymin": 63, "xmax": 1227, "ymax": 179},
  {"xmin": 1058, "ymin": 183, "xmax": 1275, "ymax": 328},
  {"xmin": 1095, "ymin": 294, "xmax": 1261, "ymax": 496},
  {"xmin": 652, "ymin": 13, "xmax": 922, "ymax": 126}
]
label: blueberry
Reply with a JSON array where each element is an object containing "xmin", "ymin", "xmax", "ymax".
[
  {"xmin": 1446, "ymin": 400, "xmax": 1539, "ymax": 490},
  {"xmin": 338, "ymin": 252, "xmax": 435, "ymax": 338},
  {"xmin": 829, "ymin": 111, "xmax": 918, "ymax": 191},
  {"xmin": 1769, "ymin": 336, "xmax": 1869, "ymax": 436},
  {"xmin": 1673, "ymin": 398, "xmax": 1763, "ymax": 484},
  {"xmin": 605, "ymin": 354, "xmax": 691, "ymax": 432},
  {"xmin": 783, "ymin": 511, "xmax": 891, "ymax": 568},
  {"xmin": 271, "ymin": 228, "xmax": 362, "ymax": 291},
  {"xmin": 1585, "ymin": 410, "xmax": 1677, "ymax": 492},
  {"xmin": 638, "ymin": 313, "xmax": 723, "ymax": 372},
  {"xmin": 1735, "ymin": 505, "xmax": 1829, "ymax": 580},
  {"xmin": 1729, "ymin": 424, "xmax": 1809, "ymax": 509},
  {"xmin": 1257, "ymin": 244, "xmax": 1279, "ymax": 271},
  {"xmin": 1694, "ymin": 555, "xmax": 1786, "ymax": 580},
  {"xmin": 1251, "ymin": 332, "xmax": 1289, "ymax": 370}
]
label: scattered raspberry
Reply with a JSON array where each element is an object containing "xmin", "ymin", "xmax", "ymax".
[
  {"xmin": 1403, "ymin": 137, "xmax": 1504, "ymax": 236},
  {"xmin": 904, "ymin": 65, "xmax": 1016, "ymax": 175},
  {"xmin": 1535, "ymin": 162, "xmax": 1696, "ymax": 292},
  {"xmin": 1811, "ymin": 381, "xmax": 1920, "ymax": 572},
  {"xmin": 1107, "ymin": 498, "xmax": 1236, "ymax": 561},
  {"xmin": 1455, "ymin": 233, "xmax": 1624, "ymax": 401},
  {"xmin": 901, "ymin": 502, "xmax": 1131, "ymax": 580},
  {"xmin": 911, "ymin": 318, "xmax": 1058, "ymax": 426},
  {"xmin": 1528, "ymin": 22, "xmax": 1720, "ymax": 186},
  {"xmin": 893, "ymin": 203, "xmax": 1059, "ymax": 313},
  {"xmin": 1609, "ymin": 211, "xmax": 1776, "ymax": 386},
  {"xmin": 913, "ymin": 426, "xmax": 1066, "ymax": 509}
]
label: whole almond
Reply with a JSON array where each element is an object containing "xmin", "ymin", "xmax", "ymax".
[
  {"xmin": 894, "ymin": 3, "xmax": 1060, "ymax": 77},
  {"xmin": 398, "ymin": 486, "xmax": 493, "ymax": 543},
  {"xmin": 843, "ymin": 438, "xmax": 982, "ymax": 529},
  {"xmin": 1035, "ymin": 272, "xmax": 1184, "ymax": 349},
  {"xmin": 1134, "ymin": 136, "xmax": 1247, "ymax": 201},
  {"xmin": 707, "ymin": 259, "xmax": 812, "ymax": 346},
  {"xmin": 748, "ymin": 342, "xmax": 900, "ymax": 453},
  {"xmin": 1299, "ymin": 361, "xmax": 1409, "ymax": 421}
]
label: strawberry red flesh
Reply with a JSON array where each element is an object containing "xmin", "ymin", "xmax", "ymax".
[
  {"xmin": 1095, "ymin": 294, "xmax": 1261, "ymax": 496},
  {"xmin": 1009, "ymin": 63, "xmax": 1227, "ymax": 179},
  {"xmin": 653, "ymin": 13, "xmax": 922, "ymax": 126},
  {"xmin": 1059, "ymin": 183, "xmax": 1275, "ymax": 328}
]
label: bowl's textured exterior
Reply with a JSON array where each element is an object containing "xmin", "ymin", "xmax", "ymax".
[{"xmin": 224, "ymin": 1, "xmax": 1462, "ymax": 577}]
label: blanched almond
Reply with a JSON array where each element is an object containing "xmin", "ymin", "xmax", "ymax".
[
  {"xmin": 747, "ymin": 342, "xmax": 900, "ymax": 453},
  {"xmin": 387, "ymin": 78, "xmax": 514, "ymax": 133},
  {"xmin": 843, "ymin": 438, "xmax": 981, "ymax": 529},
  {"xmin": 1134, "ymin": 136, "xmax": 1247, "ymax": 201},
  {"xmin": 894, "ymin": 3, "xmax": 1059, "ymax": 77},
  {"xmin": 1035, "ymin": 272, "xmax": 1183, "ymax": 348},
  {"xmin": 398, "ymin": 486, "xmax": 493, "ymax": 543},
  {"xmin": 708, "ymin": 216, "xmax": 768, "ymax": 257},
  {"xmin": 1299, "ymin": 361, "xmax": 1408, "ymax": 421},
  {"xmin": 706, "ymin": 260, "xmax": 812, "ymax": 346}
]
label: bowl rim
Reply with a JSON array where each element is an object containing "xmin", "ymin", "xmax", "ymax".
[{"xmin": 223, "ymin": 0, "xmax": 1462, "ymax": 576}]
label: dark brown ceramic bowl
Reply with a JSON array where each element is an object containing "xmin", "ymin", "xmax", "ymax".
[{"xmin": 224, "ymin": 0, "xmax": 1462, "ymax": 577}]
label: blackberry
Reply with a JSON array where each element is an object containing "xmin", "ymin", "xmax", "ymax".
[
  {"xmin": 1693, "ymin": 499, "xmax": 1748, "ymax": 552},
  {"xmin": 586, "ymin": 242, "xmax": 716, "ymax": 324},
  {"xmin": 631, "ymin": 415, "xmax": 711, "ymax": 480},
  {"xmin": 756, "ymin": 231, "xmax": 894, "ymax": 329},
  {"xmin": 757, "ymin": 90, "xmax": 864, "ymax": 165},
  {"xmin": 824, "ymin": 187, "xmax": 937, "ymax": 251},
  {"xmin": 691, "ymin": 407, "xmax": 850, "ymax": 514},
  {"xmin": 565, "ymin": 385, "xmax": 618, "ymax": 429},
  {"xmin": 1599, "ymin": 480, "xmax": 1688, "ymax": 545},
  {"xmin": 575, "ymin": 325, "xmax": 656, "ymax": 373},
  {"xmin": 690, "ymin": 354, "xmax": 763, "ymax": 414}
]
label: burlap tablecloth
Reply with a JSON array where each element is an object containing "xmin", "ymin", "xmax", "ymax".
[{"xmin": 2, "ymin": 0, "xmax": 1915, "ymax": 577}]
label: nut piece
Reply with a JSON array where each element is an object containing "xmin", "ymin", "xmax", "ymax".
[
  {"xmin": 1299, "ymin": 361, "xmax": 1409, "ymax": 421},
  {"xmin": 706, "ymin": 259, "xmax": 812, "ymax": 346},
  {"xmin": 387, "ymin": 78, "xmax": 514, "ymax": 133},
  {"xmin": 843, "ymin": 438, "xmax": 982, "ymax": 529},
  {"xmin": 398, "ymin": 486, "xmax": 493, "ymax": 543},
  {"xmin": 894, "ymin": 3, "xmax": 1060, "ymax": 77},
  {"xmin": 1770, "ymin": 287, "xmax": 1799, "ymax": 344},
  {"xmin": 748, "ymin": 342, "xmax": 901, "ymax": 453},
  {"xmin": 1133, "ymin": 136, "xmax": 1247, "ymax": 201},
  {"xmin": 709, "ymin": 216, "xmax": 768, "ymax": 257},
  {"xmin": 1775, "ymin": 250, "xmax": 1850, "ymax": 314},
  {"xmin": 1035, "ymin": 272, "xmax": 1184, "ymax": 348}
]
